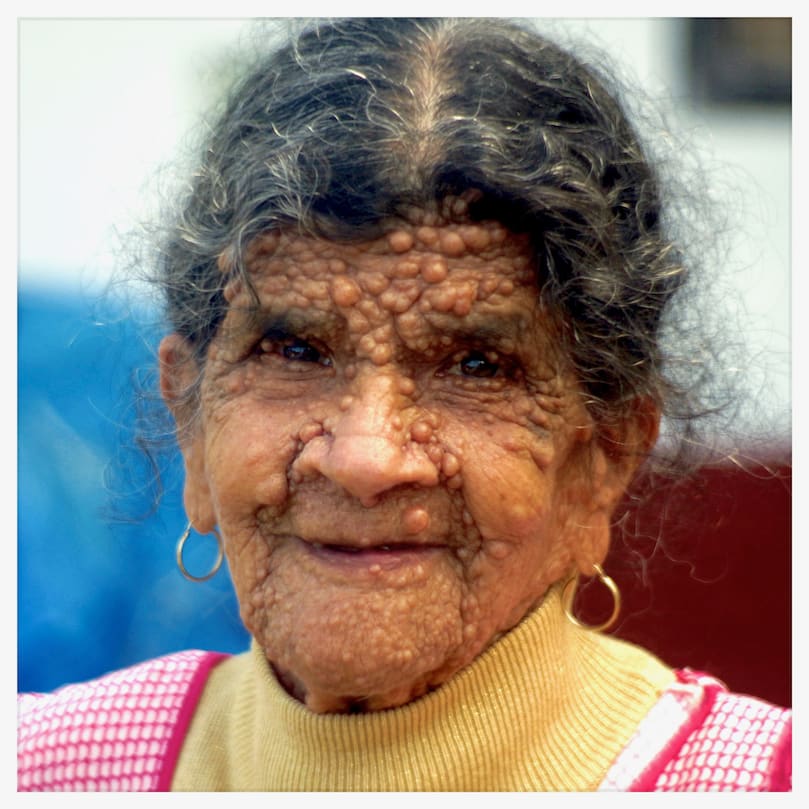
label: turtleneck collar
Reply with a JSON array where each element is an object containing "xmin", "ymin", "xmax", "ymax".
[{"xmin": 173, "ymin": 584, "xmax": 674, "ymax": 791}]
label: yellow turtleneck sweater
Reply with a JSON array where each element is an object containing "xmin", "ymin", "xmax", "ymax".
[{"xmin": 171, "ymin": 586, "xmax": 674, "ymax": 791}]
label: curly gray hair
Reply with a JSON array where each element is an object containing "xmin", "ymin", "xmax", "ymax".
[{"xmin": 156, "ymin": 17, "xmax": 703, "ymax": 450}]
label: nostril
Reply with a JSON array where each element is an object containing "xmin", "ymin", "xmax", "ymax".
[
  {"xmin": 295, "ymin": 432, "xmax": 440, "ymax": 503},
  {"xmin": 291, "ymin": 435, "xmax": 332, "ymax": 483}
]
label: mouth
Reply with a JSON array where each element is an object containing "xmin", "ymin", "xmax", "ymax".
[
  {"xmin": 309, "ymin": 542, "xmax": 429, "ymax": 553},
  {"xmin": 299, "ymin": 538, "xmax": 444, "ymax": 571}
]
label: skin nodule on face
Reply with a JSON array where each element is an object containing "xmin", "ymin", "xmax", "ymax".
[{"xmin": 160, "ymin": 201, "xmax": 640, "ymax": 714}]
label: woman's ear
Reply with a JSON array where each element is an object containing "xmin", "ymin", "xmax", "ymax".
[
  {"xmin": 597, "ymin": 395, "xmax": 661, "ymax": 495},
  {"xmin": 571, "ymin": 396, "xmax": 660, "ymax": 575},
  {"xmin": 158, "ymin": 334, "xmax": 197, "ymax": 420},
  {"xmin": 158, "ymin": 334, "xmax": 216, "ymax": 533}
]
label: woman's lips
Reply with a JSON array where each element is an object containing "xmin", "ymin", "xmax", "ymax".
[{"xmin": 299, "ymin": 538, "xmax": 443, "ymax": 570}]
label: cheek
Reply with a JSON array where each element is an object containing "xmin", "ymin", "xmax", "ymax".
[
  {"xmin": 447, "ymin": 412, "xmax": 584, "ymax": 600},
  {"xmin": 453, "ymin": 424, "xmax": 555, "ymax": 546},
  {"xmin": 202, "ymin": 394, "xmax": 304, "ymax": 518},
  {"xmin": 455, "ymin": 429, "xmax": 578, "ymax": 629}
]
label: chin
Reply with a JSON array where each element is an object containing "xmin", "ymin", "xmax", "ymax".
[
  {"xmin": 259, "ymin": 606, "xmax": 477, "ymax": 714},
  {"xmin": 272, "ymin": 648, "xmax": 447, "ymax": 714}
]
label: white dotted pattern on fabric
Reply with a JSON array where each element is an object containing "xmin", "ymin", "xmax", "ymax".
[
  {"xmin": 654, "ymin": 690, "xmax": 791, "ymax": 791},
  {"xmin": 18, "ymin": 650, "xmax": 210, "ymax": 792},
  {"xmin": 598, "ymin": 679, "xmax": 700, "ymax": 790}
]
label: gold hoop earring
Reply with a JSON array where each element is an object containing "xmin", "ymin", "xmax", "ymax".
[
  {"xmin": 561, "ymin": 563, "xmax": 621, "ymax": 632},
  {"xmin": 176, "ymin": 522, "xmax": 224, "ymax": 582}
]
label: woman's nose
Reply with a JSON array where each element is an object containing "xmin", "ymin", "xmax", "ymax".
[{"xmin": 294, "ymin": 372, "xmax": 439, "ymax": 505}]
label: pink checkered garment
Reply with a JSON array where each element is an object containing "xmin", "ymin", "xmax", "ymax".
[
  {"xmin": 19, "ymin": 655, "xmax": 791, "ymax": 791},
  {"xmin": 600, "ymin": 669, "xmax": 792, "ymax": 791},
  {"xmin": 17, "ymin": 650, "xmax": 227, "ymax": 791}
]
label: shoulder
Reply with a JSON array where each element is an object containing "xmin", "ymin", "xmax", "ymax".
[
  {"xmin": 18, "ymin": 649, "xmax": 229, "ymax": 792},
  {"xmin": 654, "ymin": 671, "xmax": 792, "ymax": 791},
  {"xmin": 170, "ymin": 646, "xmax": 263, "ymax": 790},
  {"xmin": 601, "ymin": 669, "xmax": 791, "ymax": 792}
]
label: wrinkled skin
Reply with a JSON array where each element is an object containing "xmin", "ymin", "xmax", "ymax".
[{"xmin": 161, "ymin": 198, "xmax": 655, "ymax": 713}]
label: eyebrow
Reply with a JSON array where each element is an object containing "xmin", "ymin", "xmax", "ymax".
[
  {"xmin": 422, "ymin": 311, "xmax": 530, "ymax": 346},
  {"xmin": 238, "ymin": 306, "xmax": 342, "ymax": 338}
]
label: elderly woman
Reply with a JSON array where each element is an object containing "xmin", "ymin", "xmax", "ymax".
[{"xmin": 19, "ymin": 18, "xmax": 790, "ymax": 791}]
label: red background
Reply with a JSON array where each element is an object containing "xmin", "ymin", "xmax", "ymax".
[{"xmin": 576, "ymin": 452, "xmax": 791, "ymax": 708}]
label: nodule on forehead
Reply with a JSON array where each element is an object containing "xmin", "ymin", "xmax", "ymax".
[{"xmin": 218, "ymin": 205, "xmax": 543, "ymax": 365}]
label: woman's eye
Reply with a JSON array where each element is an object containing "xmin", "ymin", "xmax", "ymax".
[
  {"xmin": 258, "ymin": 335, "xmax": 331, "ymax": 366},
  {"xmin": 458, "ymin": 351, "xmax": 499, "ymax": 378},
  {"xmin": 282, "ymin": 339, "xmax": 322, "ymax": 363}
]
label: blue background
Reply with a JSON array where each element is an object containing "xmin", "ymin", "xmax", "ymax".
[{"xmin": 18, "ymin": 287, "xmax": 250, "ymax": 693}]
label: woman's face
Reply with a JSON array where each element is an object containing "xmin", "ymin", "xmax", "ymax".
[{"xmin": 162, "ymin": 207, "xmax": 635, "ymax": 713}]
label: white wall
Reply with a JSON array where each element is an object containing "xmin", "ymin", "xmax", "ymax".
[
  {"xmin": 18, "ymin": 18, "xmax": 791, "ymax": 439},
  {"xmin": 19, "ymin": 19, "xmax": 249, "ymax": 286},
  {"xmin": 551, "ymin": 19, "xmax": 791, "ymax": 440}
]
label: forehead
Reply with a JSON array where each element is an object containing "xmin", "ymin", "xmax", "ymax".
[
  {"xmin": 213, "ymin": 218, "xmax": 569, "ymax": 373},
  {"xmin": 231, "ymin": 220, "xmax": 538, "ymax": 315}
]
